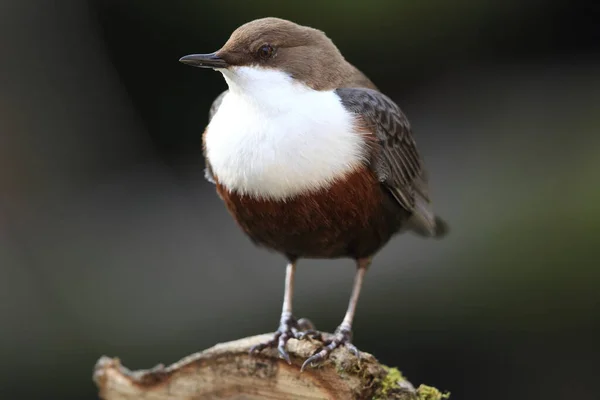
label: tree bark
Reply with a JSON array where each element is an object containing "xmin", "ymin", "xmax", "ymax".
[{"xmin": 93, "ymin": 333, "xmax": 448, "ymax": 400}]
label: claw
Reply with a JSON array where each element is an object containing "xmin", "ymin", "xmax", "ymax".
[
  {"xmin": 249, "ymin": 344, "xmax": 261, "ymax": 354},
  {"xmin": 300, "ymin": 326, "xmax": 359, "ymax": 371},
  {"xmin": 295, "ymin": 329, "xmax": 322, "ymax": 341},
  {"xmin": 277, "ymin": 333, "xmax": 292, "ymax": 364},
  {"xmin": 345, "ymin": 342, "xmax": 360, "ymax": 358},
  {"xmin": 250, "ymin": 315, "xmax": 315, "ymax": 363},
  {"xmin": 301, "ymin": 350, "xmax": 327, "ymax": 372},
  {"xmin": 249, "ymin": 337, "xmax": 276, "ymax": 355}
]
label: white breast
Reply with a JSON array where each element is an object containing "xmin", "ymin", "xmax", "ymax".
[{"xmin": 205, "ymin": 66, "xmax": 367, "ymax": 200}]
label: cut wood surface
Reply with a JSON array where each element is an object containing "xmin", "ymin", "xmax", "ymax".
[{"xmin": 93, "ymin": 333, "xmax": 448, "ymax": 400}]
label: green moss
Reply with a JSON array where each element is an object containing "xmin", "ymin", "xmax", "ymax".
[
  {"xmin": 380, "ymin": 367, "xmax": 405, "ymax": 393},
  {"xmin": 372, "ymin": 367, "xmax": 449, "ymax": 400},
  {"xmin": 416, "ymin": 384, "xmax": 451, "ymax": 400},
  {"xmin": 332, "ymin": 358, "xmax": 448, "ymax": 400},
  {"xmin": 373, "ymin": 366, "xmax": 406, "ymax": 399}
]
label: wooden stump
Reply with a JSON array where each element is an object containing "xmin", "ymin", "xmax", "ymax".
[{"xmin": 93, "ymin": 333, "xmax": 448, "ymax": 400}]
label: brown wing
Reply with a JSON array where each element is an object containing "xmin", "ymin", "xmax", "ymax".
[
  {"xmin": 203, "ymin": 90, "xmax": 228, "ymax": 184},
  {"xmin": 335, "ymin": 87, "xmax": 437, "ymax": 234}
]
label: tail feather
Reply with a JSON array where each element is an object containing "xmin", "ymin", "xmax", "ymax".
[
  {"xmin": 433, "ymin": 216, "xmax": 449, "ymax": 238},
  {"xmin": 408, "ymin": 213, "xmax": 449, "ymax": 239},
  {"xmin": 408, "ymin": 193, "xmax": 449, "ymax": 238}
]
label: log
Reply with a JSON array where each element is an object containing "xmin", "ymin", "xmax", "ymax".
[{"xmin": 93, "ymin": 333, "xmax": 449, "ymax": 400}]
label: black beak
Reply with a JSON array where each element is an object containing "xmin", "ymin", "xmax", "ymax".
[{"xmin": 179, "ymin": 53, "xmax": 229, "ymax": 69}]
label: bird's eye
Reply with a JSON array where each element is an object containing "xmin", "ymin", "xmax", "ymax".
[{"xmin": 258, "ymin": 44, "xmax": 274, "ymax": 60}]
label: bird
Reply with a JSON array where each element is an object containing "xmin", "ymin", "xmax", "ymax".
[{"xmin": 179, "ymin": 17, "xmax": 448, "ymax": 371}]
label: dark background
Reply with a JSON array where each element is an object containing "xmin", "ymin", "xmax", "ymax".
[{"xmin": 1, "ymin": 0, "xmax": 599, "ymax": 399}]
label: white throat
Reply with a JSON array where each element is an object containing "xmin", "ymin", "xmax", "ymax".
[{"xmin": 205, "ymin": 66, "xmax": 367, "ymax": 200}]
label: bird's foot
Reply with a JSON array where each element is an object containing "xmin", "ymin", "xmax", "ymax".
[
  {"xmin": 301, "ymin": 324, "xmax": 359, "ymax": 372},
  {"xmin": 249, "ymin": 314, "xmax": 316, "ymax": 364}
]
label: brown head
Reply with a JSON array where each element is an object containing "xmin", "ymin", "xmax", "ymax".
[{"xmin": 180, "ymin": 17, "xmax": 376, "ymax": 91}]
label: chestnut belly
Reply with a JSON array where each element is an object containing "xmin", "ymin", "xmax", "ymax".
[{"xmin": 216, "ymin": 167, "xmax": 408, "ymax": 260}]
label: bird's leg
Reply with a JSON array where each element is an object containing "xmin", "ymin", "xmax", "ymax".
[
  {"xmin": 249, "ymin": 261, "xmax": 315, "ymax": 364},
  {"xmin": 301, "ymin": 258, "xmax": 370, "ymax": 371}
]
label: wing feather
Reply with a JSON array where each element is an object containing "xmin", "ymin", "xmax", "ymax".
[{"xmin": 336, "ymin": 87, "xmax": 436, "ymax": 233}]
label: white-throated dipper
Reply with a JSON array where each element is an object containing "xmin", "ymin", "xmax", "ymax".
[{"xmin": 180, "ymin": 17, "xmax": 448, "ymax": 371}]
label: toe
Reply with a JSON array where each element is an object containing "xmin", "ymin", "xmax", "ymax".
[
  {"xmin": 295, "ymin": 329, "xmax": 322, "ymax": 341},
  {"xmin": 249, "ymin": 342, "xmax": 268, "ymax": 354},
  {"xmin": 299, "ymin": 328, "xmax": 361, "ymax": 371},
  {"xmin": 301, "ymin": 350, "xmax": 327, "ymax": 372},
  {"xmin": 277, "ymin": 333, "xmax": 292, "ymax": 364},
  {"xmin": 345, "ymin": 342, "xmax": 360, "ymax": 358}
]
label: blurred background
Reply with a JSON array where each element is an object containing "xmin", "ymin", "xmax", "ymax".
[{"xmin": 1, "ymin": 0, "xmax": 598, "ymax": 399}]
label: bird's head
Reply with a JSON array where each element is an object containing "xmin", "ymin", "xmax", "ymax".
[{"xmin": 179, "ymin": 17, "xmax": 349, "ymax": 92}]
